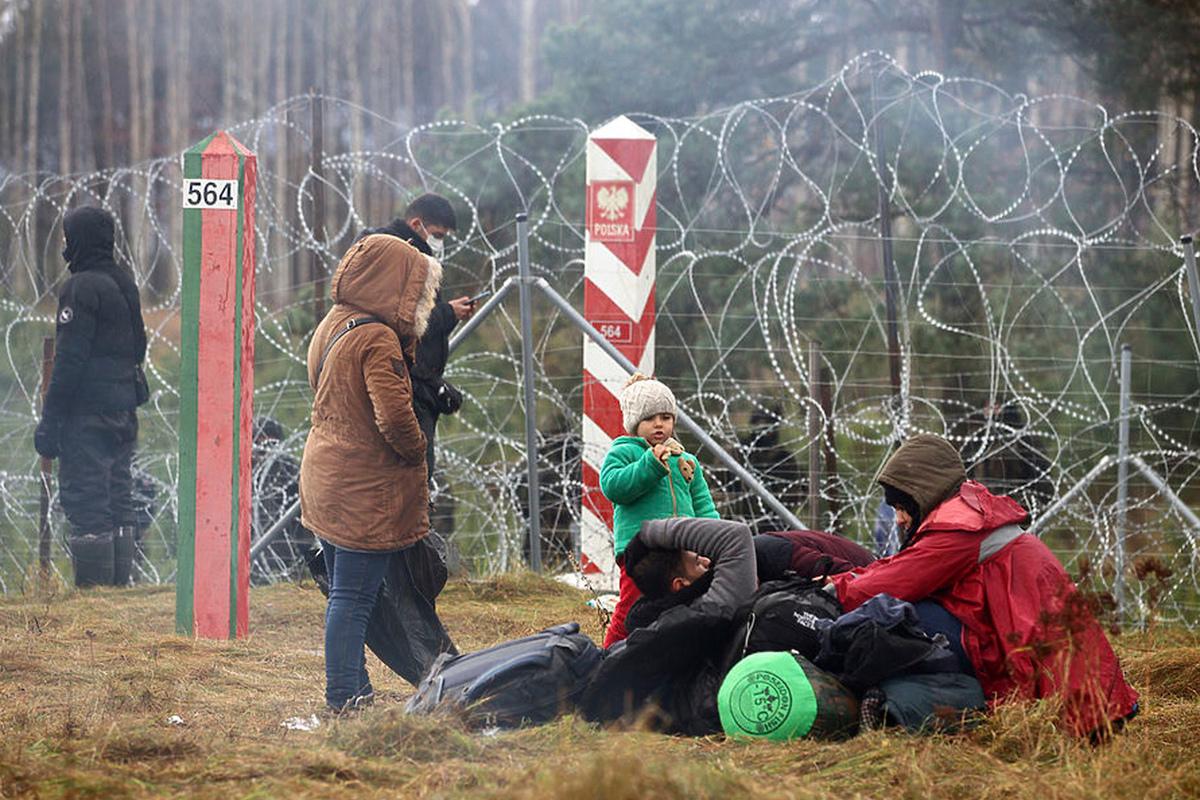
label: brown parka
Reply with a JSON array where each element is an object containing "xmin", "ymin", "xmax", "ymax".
[{"xmin": 299, "ymin": 234, "xmax": 442, "ymax": 551}]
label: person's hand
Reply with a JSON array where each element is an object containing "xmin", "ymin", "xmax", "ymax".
[
  {"xmin": 448, "ymin": 296, "xmax": 476, "ymax": 321},
  {"xmin": 34, "ymin": 416, "xmax": 61, "ymax": 459},
  {"xmin": 651, "ymin": 443, "xmax": 671, "ymax": 470}
]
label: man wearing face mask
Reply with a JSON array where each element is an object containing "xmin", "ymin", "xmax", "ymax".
[
  {"xmin": 34, "ymin": 206, "xmax": 148, "ymax": 588},
  {"xmin": 356, "ymin": 194, "xmax": 475, "ymax": 488}
]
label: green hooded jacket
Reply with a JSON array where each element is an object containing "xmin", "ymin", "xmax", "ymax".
[{"xmin": 600, "ymin": 435, "xmax": 719, "ymax": 558}]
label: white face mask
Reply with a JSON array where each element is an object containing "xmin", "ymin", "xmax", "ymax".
[
  {"xmin": 427, "ymin": 235, "xmax": 445, "ymax": 259},
  {"xmin": 414, "ymin": 219, "xmax": 446, "ymax": 259}
]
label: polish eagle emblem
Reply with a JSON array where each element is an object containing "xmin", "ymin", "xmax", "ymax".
[{"xmin": 596, "ymin": 185, "xmax": 629, "ymax": 220}]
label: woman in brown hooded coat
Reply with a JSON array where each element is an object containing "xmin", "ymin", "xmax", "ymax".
[{"xmin": 299, "ymin": 234, "xmax": 441, "ymax": 712}]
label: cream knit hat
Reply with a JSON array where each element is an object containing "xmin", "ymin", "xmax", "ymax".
[{"xmin": 620, "ymin": 373, "xmax": 677, "ymax": 434}]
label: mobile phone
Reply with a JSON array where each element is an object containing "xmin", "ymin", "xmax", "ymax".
[{"xmin": 468, "ymin": 290, "xmax": 492, "ymax": 305}]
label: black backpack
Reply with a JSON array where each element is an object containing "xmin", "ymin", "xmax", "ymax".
[
  {"xmin": 405, "ymin": 622, "xmax": 602, "ymax": 728},
  {"xmin": 730, "ymin": 569, "xmax": 844, "ymax": 664}
]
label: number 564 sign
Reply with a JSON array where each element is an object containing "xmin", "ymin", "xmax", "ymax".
[{"xmin": 183, "ymin": 179, "xmax": 239, "ymax": 210}]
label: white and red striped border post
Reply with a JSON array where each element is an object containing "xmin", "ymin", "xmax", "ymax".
[{"xmin": 581, "ymin": 116, "xmax": 656, "ymax": 591}]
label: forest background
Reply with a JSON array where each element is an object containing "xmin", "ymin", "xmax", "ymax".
[{"xmin": 2, "ymin": 0, "xmax": 1200, "ymax": 604}]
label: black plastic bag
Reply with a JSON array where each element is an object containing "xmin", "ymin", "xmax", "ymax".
[{"xmin": 308, "ymin": 534, "xmax": 457, "ymax": 687}]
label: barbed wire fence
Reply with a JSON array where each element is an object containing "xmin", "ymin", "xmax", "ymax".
[{"xmin": 2, "ymin": 53, "xmax": 1199, "ymax": 625}]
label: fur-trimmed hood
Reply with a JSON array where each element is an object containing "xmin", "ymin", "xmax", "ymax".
[{"xmin": 330, "ymin": 233, "xmax": 442, "ymax": 341}]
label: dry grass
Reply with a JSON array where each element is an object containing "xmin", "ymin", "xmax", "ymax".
[{"xmin": 0, "ymin": 573, "xmax": 1195, "ymax": 799}]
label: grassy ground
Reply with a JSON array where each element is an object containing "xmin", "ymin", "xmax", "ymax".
[{"xmin": 0, "ymin": 573, "xmax": 1197, "ymax": 799}]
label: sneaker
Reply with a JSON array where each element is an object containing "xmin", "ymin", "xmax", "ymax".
[
  {"xmin": 325, "ymin": 691, "xmax": 376, "ymax": 718},
  {"xmin": 859, "ymin": 688, "xmax": 887, "ymax": 731}
]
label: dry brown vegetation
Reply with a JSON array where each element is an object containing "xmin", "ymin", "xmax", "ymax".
[{"xmin": 0, "ymin": 573, "xmax": 1197, "ymax": 799}]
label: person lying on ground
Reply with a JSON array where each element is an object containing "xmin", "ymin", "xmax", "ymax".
[
  {"xmin": 599, "ymin": 373, "xmax": 719, "ymax": 647},
  {"xmin": 581, "ymin": 517, "xmax": 753, "ymax": 734},
  {"xmin": 825, "ymin": 433, "xmax": 1140, "ymax": 738},
  {"xmin": 620, "ymin": 527, "xmax": 873, "ymax": 632}
]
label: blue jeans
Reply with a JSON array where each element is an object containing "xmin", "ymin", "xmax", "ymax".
[
  {"xmin": 322, "ymin": 540, "xmax": 390, "ymax": 710},
  {"xmin": 913, "ymin": 599, "xmax": 975, "ymax": 677}
]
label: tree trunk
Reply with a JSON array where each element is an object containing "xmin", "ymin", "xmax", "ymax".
[
  {"xmin": 519, "ymin": 0, "xmax": 537, "ymax": 104},
  {"xmin": 57, "ymin": 1, "xmax": 71, "ymax": 176},
  {"xmin": 27, "ymin": 0, "xmax": 42, "ymax": 177},
  {"xmin": 271, "ymin": 3, "xmax": 290, "ymax": 303},
  {"xmin": 288, "ymin": 7, "xmax": 306, "ymax": 294},
  {"xmin": 345, "ymin": 0, "xmax": 367, "ymax": 217},
  {"xmin": 929, "ymin": 0, "xmax": 964, "ymax": 73},
  {"xmin": 1, "ymin": 6, "xmax": 17, "ymax": 173},
  {"xmin": 367, "ymin": 3, "xmax": 388, "ymax": 222},
  {"xmin": 158, "ymin": 0, "xmax": 190, "ymax": 297},
  {"xmin": 140, "ymin": 0, "xmax": 156, "ymax": 160},
  {"xmin": 96, "ymin": 9, "xmax": 115, "ymax": 171},
  {"xmin": 314, "ymin": 2, "xmax": 327, "ymax": 105},
  {"xmin": 8, "ymin": 7, "xmax": 27, "ymax": 298},
  {"xmin": 438, "ymin": 1, "xmax": 455, "ymax": 113},
  {"xmin": 70, "ymin": 1, "xmax": 89, "ymax": 173},
  {"xmin": 124, "ymin": 0, "xmax": 140, "ymax": 164},
  {"xmin": 26, "ymin": 0, "xmax": 46, "ymax": 295},
  {"xmin": 453, "ymin": 0, "xmax": 473, "ymax": 121},
  {"xmin": 401, "ymin": 0, "xmax": 415, "ymax": 122}
]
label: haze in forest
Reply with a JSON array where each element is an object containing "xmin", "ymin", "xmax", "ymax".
[{"xmin": 1, "ymin": 0, "xmax": 1198, "ymax": 178}]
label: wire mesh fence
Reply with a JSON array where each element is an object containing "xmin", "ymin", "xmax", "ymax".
[{"xmin": 2, "ymin": 53, "xmax": 1198, "ymax": 624}]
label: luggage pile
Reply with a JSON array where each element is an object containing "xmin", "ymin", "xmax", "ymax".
[{"xmin": 402, "ymin": 577, "xmax": 985, "ymax": 739}]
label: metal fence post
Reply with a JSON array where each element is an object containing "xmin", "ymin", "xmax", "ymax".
[
  {"xmin": 807, "ymin": 339, "xmax": 822, "ymax": 529},
  {"xmin": 1115, "ymin": 343, "xmax": 1132, "ymax": 620},
  {"xmin": 516, "ymin": 213, "xmax": 543, "ymax": 573},
  {"xmin": 1181, "ymin": 235, "xmax": 1200, "ymax": 359},
  {"xmin": 310, "ymin": 89, "xmax": 326, "ymax": 323}
]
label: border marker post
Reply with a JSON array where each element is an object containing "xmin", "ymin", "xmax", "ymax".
[
  {"xmin": 581, "ymin": 116, "xmax": 657, "ymax": 591},
  {"xmin": 176, "ymin": 131, "xmax": 257, "ymax": 639}
]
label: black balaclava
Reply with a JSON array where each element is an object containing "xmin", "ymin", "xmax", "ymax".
[
  {"xmin": 62, "ymin": 206, "xmax": 116, "ymax": 272},
  {"xmin": 882, "ymin": 482, "xmax": 922, "ymax": 548}
]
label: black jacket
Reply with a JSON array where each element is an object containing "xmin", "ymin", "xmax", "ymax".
[
  {"xmin": 44, "ymin": 207, "xmax": 147, "ymax": 417},
  {"xmin": 356, "ymin": 218, "xmax": 457, "ymax": 386},
  {"xmin": 581, "ymin": 519, "xmax": 758, "ymax": 735}
]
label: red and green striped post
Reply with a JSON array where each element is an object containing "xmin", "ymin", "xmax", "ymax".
[{"xmin": 176, "ymin": 131, "xmax": 256, "ymax": 639}]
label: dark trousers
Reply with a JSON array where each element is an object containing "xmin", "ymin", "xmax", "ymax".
[
  {"xmin": 913, "ymin": 599, "xmax": 975, "ymax": 677},
  {"xmin": 58, "ymin": 410, "xmax": 137, "ymax": 534},
  {"xmin": 322, "ymin": 540, "xmax": 390, "ymax": 710},
  {"xmin": 413, "ymin": 398, "xmax": 438, "ymax": 488}
]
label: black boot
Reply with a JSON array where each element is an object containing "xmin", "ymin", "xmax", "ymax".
[
  {"xmin": 112, "ymin": 526, "xmax": 135, "ymax": 586},
  {"xmin": 71, "ymin": 530, "xmax": 115, "ymax": 588}
]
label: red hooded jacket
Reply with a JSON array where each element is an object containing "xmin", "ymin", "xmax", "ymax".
[{"xmin": 831, "ymin": 437, "xmax": 1138, "ymax": 737}]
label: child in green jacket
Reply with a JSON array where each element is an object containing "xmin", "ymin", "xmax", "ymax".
[{"xmin": 600, "ymin": 373, "xmax": 719, "ymax": 646}]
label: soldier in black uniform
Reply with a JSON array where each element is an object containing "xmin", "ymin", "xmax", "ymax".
[{"xmin": 34, "ymin": 206, "xmax": 148, "ymax": 588}]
